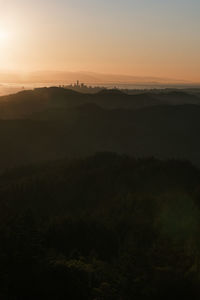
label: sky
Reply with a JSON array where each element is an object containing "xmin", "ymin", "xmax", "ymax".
[{"xmin": 0, "ymin": 0, "xmax": 200, "ymax": 82}]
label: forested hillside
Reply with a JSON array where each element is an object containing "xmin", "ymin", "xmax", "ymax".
[
  {"xmin": 1, "ymin": 88, "xmax": 200, "ymax": 298},
  {"xmin": 0, "ymin": 153, "xmax": 200, "ymax": 299}
]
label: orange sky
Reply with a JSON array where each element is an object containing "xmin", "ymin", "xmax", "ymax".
[{"xmin": 0, "ymin": 0, "xmax": 200, "ymax": 83}]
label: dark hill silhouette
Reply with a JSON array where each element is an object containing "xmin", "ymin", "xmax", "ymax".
[
  {"xmin": 0, "ymin": 87, "xmax": 199, "ymax": 119},
  {"xmin": 0, "ymin": 87, "xmax": 199, "ymax": 168},
  {"xmin": 0, "ymin": 99, "xmax": 199, "ymax": 167}
]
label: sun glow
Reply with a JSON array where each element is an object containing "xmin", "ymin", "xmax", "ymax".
[
  {"xmin": 0, "ymin": 29, "xmax": 7, "ymax": 38},
  {"xmin": 0, "ymin": 27, "xmax": 14, "ymax": 70},
  {"xmin": 0, "ymin": 29, "xmax": 10, "ymax": 44}
]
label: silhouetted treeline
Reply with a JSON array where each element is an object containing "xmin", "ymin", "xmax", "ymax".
[{"xmin": 0, "ymin": 153, "xmax": 200, "ymax": 299}]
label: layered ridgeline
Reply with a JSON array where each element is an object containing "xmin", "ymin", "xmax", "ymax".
[
  {"xmin": 0, "ymin": 153, "xmax": 200, "ymax": 299},
  {"xmin": 0, "ymin": 87, "xmax": 200, "ymax": 167}
]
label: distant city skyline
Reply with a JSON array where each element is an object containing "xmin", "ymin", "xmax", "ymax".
[{"xmin": 0, "ymin": 0, "xmax": 200, "ymax": 82}]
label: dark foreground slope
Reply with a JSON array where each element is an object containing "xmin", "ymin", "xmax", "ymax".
[
  {"xmin": 0, "ymin": 153, "xmax": 200, "ymax": 299},
  {"xmin": 0, "ymin": 88, "xmax": 200, "ymax": 167}
]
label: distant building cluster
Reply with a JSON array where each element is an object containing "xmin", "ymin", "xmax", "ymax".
[
  {"xmin": 63, "ymin": 81, "xmax": 104, "ymax": 94},
  {"xmin": 74, "ymin": 80, "xmax": 87, "ymax": 88}
]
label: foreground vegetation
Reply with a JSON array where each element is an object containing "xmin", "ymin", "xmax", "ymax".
[{"xmin": 0, "ymin": 153, "xmax": 200, "ymax": 299}]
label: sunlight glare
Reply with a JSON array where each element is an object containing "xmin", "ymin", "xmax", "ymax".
[{"xmin": 0, "ymin": 30, "xmax": 10, "ymax": 44}]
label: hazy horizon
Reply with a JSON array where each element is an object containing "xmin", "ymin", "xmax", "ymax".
[
  {"xmin": 0, "ymin": 70, "xmax": 200, "ymax": 97},
  {"xmin": 0, "ymin": 70, "xmax": 199, "ymax": 85}
]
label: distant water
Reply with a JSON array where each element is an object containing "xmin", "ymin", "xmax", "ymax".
[
  {"xmin": 102, "ymin": 83, "xmax": 200, "ymax": 90},
  {"xmin": 0, "ymin": 83, "xmax": 49, "ymax": 96}
]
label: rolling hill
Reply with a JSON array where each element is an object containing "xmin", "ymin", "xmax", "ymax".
[{"xmin": 0, "ymin": 87, "xmax": 199, "ymax": 167}]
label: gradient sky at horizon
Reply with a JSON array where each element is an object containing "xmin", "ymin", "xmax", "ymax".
[{"xmin": 0, "ymin": 0, "xmax": 200, "ymax": 82}]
